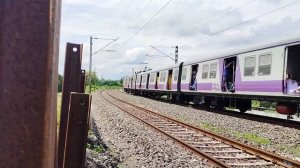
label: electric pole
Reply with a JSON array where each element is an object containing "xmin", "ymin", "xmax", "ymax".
[
  {"xmin": 89, "ymin": 36, "xmax": 93, "ymax": 94},
  {"xmin": 175, "ymin": 46, "xmax": 178, "ymax": 64}
]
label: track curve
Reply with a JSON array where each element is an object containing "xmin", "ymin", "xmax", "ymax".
[{"xmin": 101, "ymin": 90, "xmax": 300, "ymax": 168}]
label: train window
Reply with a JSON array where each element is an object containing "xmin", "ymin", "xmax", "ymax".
[
  {"xmin": 137, "ymin": 76, "xmax": 141, "ymax": 83},
  {"xmin": 202, "ymin": 64, "xmax": 209, "ymax": 79},
  {"xmin": 182, "ymin": 68, "xmax": 187, "ymax": 81},
  {"xmin": 209, "ymin": 63, "xmax": 217, "ymax": 79},
  {"xmin": 160, "ymin": 72, "xmax": 166, "ymax": 82},
  {"xmin": 142, "ymin": 75, "xmax": 147, "ymax": 83},
  {"xmin": 173, "ymin": 69, "xmax": 179, "ymax": 82},
  {"xmin": 259, "ymin": 53, "xmax": 272, "ymax": 76},
  {"xmin": 244, "ymin": 56, "xmax": 256, "ymax": 76},
  {"xmin": 150, "ymin": 74, "xmax": 155, "ymax": 83}
]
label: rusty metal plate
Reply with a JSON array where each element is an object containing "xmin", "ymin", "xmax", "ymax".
[
  {"xmin": 80, "ymin": 70, "xmax": 86, "ymax": 93},
  {"xmin": 0, "ymin": 0, "xmax": 61, "ymax": 168},
  {"xmin": 63, "ymin": 93, "xmax": 91, "ymax": 168},
  {"xmin": 58, "ymin": 43, "xmax": 83, "ymax": 168}
]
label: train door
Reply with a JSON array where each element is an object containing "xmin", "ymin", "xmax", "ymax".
[
  {"xmin": 146, "ymin": 74, "xmax": 150, "ymax": 89},
  {"xmin": 285, "ymin": 44, "xmax": 300, "ymax": 94},
  {"xmin": 139, "ymin": 76, "xmax": 142, "ymax": 89},
  {"xmin": 190, "ymin": 64, "xmax": 198, "ymax": 90},
  {"xmin": 167, "ymin": 70, "xmax": 173, "ymax": 90},
  {"xmin": 222, "ymin": 57, "xmax": 237, "ymax": 92},
  {"xmin": 155, "ymin": 72, "xmax": 159, "ymax": 89}
]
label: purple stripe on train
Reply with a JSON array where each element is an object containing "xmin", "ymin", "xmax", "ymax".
[
  {"xmin": 171, "ymin": 83, "xmax": 177, "ymax": 90},
  {"xmin": 234, "ymin": 57, "xmax": 282, "ymax": 92},
  {"xmin": 235, "ymin": 80, "xmax": 282, "ymax": 92},
  {"xmin": 158, "ymin": 83, "xmax": 167, "ymax": 90},
  {"xmin": 181, "ymin": 83, "xmax": 212, "ymax": 90},
  {"xmin": 148, "ymin": 84, "xmax": 155, "ymax": 89},
  {"xmin": 140, "ymin": 84, "xmax": 146, "ymax": 89}
]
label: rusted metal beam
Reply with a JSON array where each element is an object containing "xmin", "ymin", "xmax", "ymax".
[
  {"xmin": 80, "ymin": 70, "xmax": 86, "ymax": 93},
  {"xmin": 63, "ymin": 93, "xmax": 91, "ymax": 168},
  {"xmin": 58, "ymin": 43, "xmax": 83, "ymax": 168},
  {"xmin": 0, "ymin": 0, "xmax": 61, "ymax": 168}
]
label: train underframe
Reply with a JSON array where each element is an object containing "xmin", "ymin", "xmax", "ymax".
[{"xmin": 124, "ymin": 88, "xmax": 300, "ymax": 118}]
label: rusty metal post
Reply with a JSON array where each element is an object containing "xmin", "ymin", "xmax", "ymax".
[
  {"xmin": 63, "ymin": 93, "xmax": 91, "ymax": 168},
  {"xmin": 88, "ymin": 96, "xmax": 93, "ymax": 130},
  {"xmin": 80, "ymin": 70, "xmax": 86, "ymax": 93},
  {"xmin": 0, "ymin": 0, "xmax": 61, "ymax": 167},
  {"xmin": 58, "ymin": 43, "xmax": 83, "ymax": 168}
]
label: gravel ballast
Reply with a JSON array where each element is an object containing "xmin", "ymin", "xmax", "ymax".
[
  {"xmin": 110, "ymin": 90, "xmax": 300, "ymax": 161},
  {"xmin": 89, "ymin": 91, "xmax": 208, "ymax": 168}
]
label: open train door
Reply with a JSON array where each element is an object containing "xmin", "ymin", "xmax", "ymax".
[
  {"xmin": 155, "ymin": 72, "xmax": 159, "ymax": 89},
  {"xmin": 277, "ymin": 44, "xmax": 300, "ymax": 117},
  {"xmin": 285, "ymin": 44, "xmax": 300, "ymax": 94},
  {"xmin": 146, "ymin": 74, "xmax": 150, "ymax": 89},
  {"xmin": 167, "ymin": 70, "xmax": 173, "ymax": 90},
  {"xmin": 222, "ymin": 56, "xmax": 237, "ymax": 92}
]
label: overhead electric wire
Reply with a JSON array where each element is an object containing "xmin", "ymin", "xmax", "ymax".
[
  {"xmin": 128, "ymin": 0, "xmax": 153, "ymax": 27},
  {"xmin": 193, "ymin": 0, "xmax": 300, "ymax": 43},
  {"xmin": 178, "ymin": 0, "xmax": 258, "ymax": 37},
  {"xmin": 150, "ymin": 45, "xmax": 175, "ymax": 60},
  {"xmin": 118, "ymin": 0, "xmax": 153, "ymax": 36},
  {"xmin": 123, "ymin": 0, "xmax": 173, "ymax": 44},
  {"xmin": 93, "ymin": 37, "xmax": 119, "ymax": 56}
]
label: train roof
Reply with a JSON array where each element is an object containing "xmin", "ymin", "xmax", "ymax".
[
  {"xmin": 183, "ymin": 36, "xmax": 300, "ymax": 65},
  {"xmin": 124, "ymin": 36, "xmax": 300, "ymax": 78}
]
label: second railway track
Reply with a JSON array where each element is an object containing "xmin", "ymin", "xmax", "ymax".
[{"xmin": 101, "ymin": 90, "xmax": 300, "ymax": 168}]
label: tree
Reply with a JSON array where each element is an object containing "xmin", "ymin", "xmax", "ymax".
[{"xmin": 58, "ymin": 74, "xmax": 63, "ymax": 92}]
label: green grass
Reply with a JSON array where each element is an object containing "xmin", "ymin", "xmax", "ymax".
[
  {"xmin": 176, "ymin": 115, "xmax": 190, "ymax": 122},
  {"xmin": 57, "ymin": 92, "xmax": 62, "ymax": 126},
  {"xmin": 87, "ymin": 143, "xmax": 104, "ymax": 153},
  {"xmin": 198, "ymin": 122, "xmax": 271, "ymax": 145},
  {"xmin": 233, "ymin": 132, "xmax": 271, "ymax": 145},
  {"xmin": 200, "ymin": 122, "xmax": 224, "ymax": 134},
  {"xmin": 277, "ymin": 145, "xmax": 300, "ymax": 157},
  {"xmin": 85, "ymin": 85, "xmax": 122, "ymax": 93}
]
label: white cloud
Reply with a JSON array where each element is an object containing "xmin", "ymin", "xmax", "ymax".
[{"xmin": 59, "ymin": 0, "xmax": 300, "ymax": 79}]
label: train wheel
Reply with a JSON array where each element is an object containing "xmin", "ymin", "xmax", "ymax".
[
  {"xmin": 238, "ymin": 106, "xmax": 247, "ymax": 113},
  {"xmin": 237, "ymin": 99, "xmax": 251, "ymax": 113}
]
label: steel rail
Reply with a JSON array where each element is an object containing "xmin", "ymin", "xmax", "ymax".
[
  {"xmin": 137, "ymin": 95, "xmax": 300, "ymax": 130},
  {"xmin": 105, "ymin": 91, "xmax": 300, "ymax": 168},
  {"xmin": 101, "ymin": 91, "xmax": 228, "ymax": 167}
]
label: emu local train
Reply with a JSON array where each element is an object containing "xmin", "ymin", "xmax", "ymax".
[{"xmin": 123, "ymin": 38, "xmax": 300, "ymax": 116}]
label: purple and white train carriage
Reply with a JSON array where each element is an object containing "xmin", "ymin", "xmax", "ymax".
[{"xmin": 123, "ymin": 37, "xmax": 300, "ymax": 115}]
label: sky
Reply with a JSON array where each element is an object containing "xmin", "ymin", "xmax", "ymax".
[{"xmin": 59, "ymin": 0, "xmax": 300, "ymax": 80}]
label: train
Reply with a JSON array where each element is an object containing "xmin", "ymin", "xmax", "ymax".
[{"xmin": 123, "ymin": 37, "xmax": 300, "ymax": 117}]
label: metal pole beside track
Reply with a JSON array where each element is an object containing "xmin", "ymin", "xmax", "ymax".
[
  {"xmin": 63, "ymin": 93, "xmax": 91, "ymax": 168},
  {"xmin": 58, "ymin": 43, "xmax": 83, "ymax": 168},
  {"xmin": 80, "ymin": 70, "xmax": 86, "ymax": 93},
  {"xmin": 0, "ymin": 0, "xmax": 61, "ymax": 167}
]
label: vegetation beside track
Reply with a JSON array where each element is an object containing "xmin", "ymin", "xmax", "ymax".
[
  {"xmin": 57, "ymin": 92, "xmax": 62, "ymax": 126},
  {"xmin": 56, "ymin": 72, "xmax": 122, "ymax": 125}
]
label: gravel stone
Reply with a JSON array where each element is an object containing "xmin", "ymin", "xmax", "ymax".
[
  {"xmin": 90, "ymin": 91, "xmax": 209, "ymax": 168},
  {"xmin": 110, "ymin": 90, "xmax": 300, "ymax": 161}
]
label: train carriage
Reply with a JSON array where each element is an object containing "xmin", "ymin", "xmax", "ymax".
[{"xmin": 124, "ymin": 37, "xmax": 300, "ymax": 116}]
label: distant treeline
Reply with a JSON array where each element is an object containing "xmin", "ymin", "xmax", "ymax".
[{"xmin": 57, "ymin": 72, "xmax": 122, "ymax": 92}]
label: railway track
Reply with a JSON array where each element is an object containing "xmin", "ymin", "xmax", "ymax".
[
  {"xmin": 101, "ymin": 91, "xmax": 300, "ymax": 168},
  {"xmin": 137, "ymin": 94, "xmax": 300, "ymax": 130}
]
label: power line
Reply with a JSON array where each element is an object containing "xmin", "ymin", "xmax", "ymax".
[
  {"xmin": 128, "ymin": 0, "xmax": 153, "ymax": 28},
  {"xmin": 123, "ymin": 0, "xmax": 173, "ymax": 44},
  {"xmin": 178, "ymin": 0, "xmax": 258, "ymax": 37},
  {"xmin": 118, "ymin": 0, "xmax": 153, "ymax": 36},
  {"xmin": 93, "ymin": 37, "xmax": 119, "ymax": 56},
  {"xmin": 150, "ymin": 45, "xmax": 175, "ymax": 61},
  {"xmin": 193, "ymin": 0, "xmax": 300, "ymax": 43}
]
